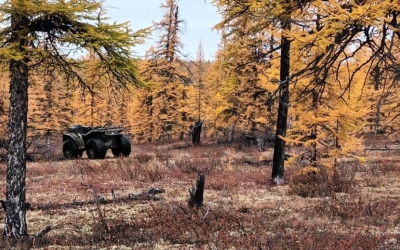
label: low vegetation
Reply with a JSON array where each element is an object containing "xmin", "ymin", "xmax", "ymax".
[{"xmin": 0, "ymin": 136, "xmax": 399, "ymax": 249}]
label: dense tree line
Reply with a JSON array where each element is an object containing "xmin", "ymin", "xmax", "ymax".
[{"xmin": 0, "ymin": 1, "xmax": 398, "ymax": 150}]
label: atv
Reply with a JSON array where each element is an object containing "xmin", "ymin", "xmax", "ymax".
[{"xmin": 62, "ymin": 125, "xmax": 131, "ymax": 159}]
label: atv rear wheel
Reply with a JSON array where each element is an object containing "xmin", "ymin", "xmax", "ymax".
[
  {"xmin": 63, "ymin": 139, "xmax": 79, "ymax": 159},
  {"xmin": 86, "ymin": 139, "xmax": 107, "ymax": 159},
  {"xmin": 112, "ymin": 135, "xmax": 131, "ymax": 157}
]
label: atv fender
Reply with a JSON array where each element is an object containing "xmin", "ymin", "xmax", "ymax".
[{"xmin": 63, "ymin": 134, "xmax": 85, "ymax": 149}]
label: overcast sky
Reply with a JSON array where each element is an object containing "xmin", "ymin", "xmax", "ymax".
[{"xmin": 103, "ymin": 0, "xmax": 221, "ymax": 60}]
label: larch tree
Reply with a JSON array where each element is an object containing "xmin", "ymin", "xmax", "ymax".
[
  {"xmin": 214, "ymin": 0, "xmax": 305, "ymax": 183},
  {"xmin": 203, "ymin": 46, "xmax": 227, "ymax": 139},
  {"xmin": 134, "ymin": 0, "xmax": 191, "ymax": 142},
  {"xmin": 41, "ymin": 71, "xmax": 62, "ymax": 139},
  {"xmin": 73, "ymin": 53, "xmax": 113, "ymax": 127},
  {"xmin": 112, "ymin": 86, "xmax": 132, "ymax": 131},
  {"xmin": 263, "ymin": 0, "xmax": 400, "ymax": 180},
  {"xmin": 214, "ymin": 2, "xmax": 278, "ymax": 145},
  {"xmin": 270, "ymin": 1, "xmax": 294, "ymax": 184},
  {"xmin": 193, "ymin": 41, "xmax": 206, "ymax": 123},
  {"xmin": 363, "ymin": 38, "xmax": 400, "ymax": 135},
  {"xmin": 189, "ymin": 41, "xmax": 209, "ymax": 144},
  {"xmin": 0, "ymin": 0, "xmax": 146, "ymax": 238},
  {"xmin": 56, "ymin": 80, "xmax": 75, "ymax": 130},
  {"xmin": 28, "ymin": 73, "xmax": 54, "ymax": 138},
  {"xmin": 288, "ymin": 50, "xmax": 368, "ymax": 165},
  {"xmin": 213, "ymin": 0, "xmax": 400, "ymax": 183},
  {"xmin": 131, "ymin": 57, "xmax": 157, "ymax": 142}
]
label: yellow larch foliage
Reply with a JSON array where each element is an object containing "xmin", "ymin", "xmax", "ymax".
[
  {"xmin": 131, "ymin": 0, "xmax": 193, "ymax": 142},
  {"xmin": 0, "ymin": 72, "xmax": 9, "ymax": 137}
]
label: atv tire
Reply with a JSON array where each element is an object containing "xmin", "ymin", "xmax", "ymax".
[
  {"xmin": 86, "ymin": 139, "xmax": 107, "ymax": 159},
  {"xmin": 111, "ymin": 135, "xmax": 131, "ymax": 157},
  {"xmin": 63, "ymin": 139, "xmax": 79, "ymax": 159}
]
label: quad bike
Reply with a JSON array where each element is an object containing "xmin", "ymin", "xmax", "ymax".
[{"xmin": 62, "ymin": 125, "xmax": 131, "ymax": 159}]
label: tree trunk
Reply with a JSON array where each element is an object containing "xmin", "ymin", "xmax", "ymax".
[
  {"xmin": 227, "ymin": 122, "xmax": 236, "ymax": 143},
  {"xmin": 310, "ymin": 90, "xmax": 318, "ymax": 164},
  {"xmin": 374, "ymin": 99, "xmax": 381, "ymax": 135},
  {"xmin": 5, "ymin": 59, "xmax": 29, "ymax": 237},
  {"xmin": 272, "ymin": 17, "xmax": 291, "ymax": 185},
  {"xmin": 192, "ymin": 120, "xmax": 203, "ymax": 146},
  {"xmin": 45, "ymin": 130, "xmax": 51, "ymax": 147}
]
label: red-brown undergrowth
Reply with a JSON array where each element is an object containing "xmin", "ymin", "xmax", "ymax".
[{"xmin": 0, "ymin": 140, "xmax": 399, "ymax": 249}]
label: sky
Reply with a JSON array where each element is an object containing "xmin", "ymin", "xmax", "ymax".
[{"xmin": 103, "ymin": 0, "xmax": 222, "ymax": 61}]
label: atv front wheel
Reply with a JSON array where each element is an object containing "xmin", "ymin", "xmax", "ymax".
[
  {"xmin": 112, "ymin": 135, "xmax": 131, "ymax": 157},
  {"xmin": 63, "ymin": 139, "xmax": 79, "ymax": 159},
  {"xmin": 86, "ymin": 139, "xmax": 107, "ymax": 159}
]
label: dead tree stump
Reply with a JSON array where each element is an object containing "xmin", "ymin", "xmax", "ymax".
[
  {"xmin": 192, "ymin": 120, "xmax": 203, "ymax": 146},
  {"xmin": 189, "ymin": 173, "xmax": 205, "ymax": 208}
]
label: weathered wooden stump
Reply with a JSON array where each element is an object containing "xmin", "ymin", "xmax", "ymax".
[{"xmin": 188, "ymin": 173, "xmax": 205, "ymax": 208}]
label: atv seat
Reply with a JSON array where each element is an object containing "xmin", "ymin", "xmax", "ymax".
[{"xmin": 68, "ymin": 125, "xmax": 92, "ymax": 134}]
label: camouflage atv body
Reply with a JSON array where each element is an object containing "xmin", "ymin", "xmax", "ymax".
[{"xmin": 62, "ymin": 125, "xmax": 131, "ymax": 159}]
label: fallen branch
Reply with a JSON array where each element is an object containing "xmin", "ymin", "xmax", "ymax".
[
  {"xmin": 28, "ymin": 187, "xmax": 165, "ymax": 211},
  {"xmin": 34, "ymin": 225, "xmax": 52, "ymax": 239},
  {"xmin": 365, "ymin": 147, "xmax": 400, "ymax": 151},
  {"xmin": 243, "ymin": 159, "xmax": 273, "ymax": 166}
]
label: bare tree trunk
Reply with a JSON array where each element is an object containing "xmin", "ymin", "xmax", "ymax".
[
  {"xmin": 272, "ymin": 16, "xmax": 291, "ymax": 185},
  {"xmin": 310, "ymin": 90, "xmax": 318, "ymax": 164},
  {"xmin": 227, "ymin": 122, "xmax": 236, "ymax": 143},
  {"xmin": 192, "ymin": 120, "xmax": 203, "ymax": 146},
  {"xmin": 5, "ymin": 59, "xmax": 29, "ymax": 238},
  {"xmin": 45, "ymin": 130, "xmax": 51, "ymax": 147},
  {"xmin": 335, "ymin": 119, "xmax": 340, "ymax": 149},
  {"xmin": 374, "ymin": 99, "xmax": 381, "ymax": 135}
]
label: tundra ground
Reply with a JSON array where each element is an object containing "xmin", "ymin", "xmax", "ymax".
[{"xmin": 0, "ymin": 137, "xmax": 399, "ymax": 249}]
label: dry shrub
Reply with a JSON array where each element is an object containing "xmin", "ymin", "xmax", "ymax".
[
  {"xmin": 207, "ymin": 170, "xmax": 268, "ymax": 190},
  {"xmin": 115, "ymin": 158, "xmax": 165, "ymax": 182},
  {"xmin": 116, "ymin": 161, "xmax": 139, "ymax": 181},
  {"xmin": 364, "ymin": 176, "xmax": 385, "ymax": 187},
  {"xmin": 369, "ymin": 158, "xmax": 400, "ymax": 175},
  {"xmin": 75, "ymin": 159, "xmax": 112, "ymax": 174},
  {"xmin": 316, "ymin": 195, "xmax": 398, "ymax": 223},
  {"xmin": 161, "ymin": 144, "xmax": 227, "ymax": 174},
  {"xmin": 124, "ymin": 203, "xmax": 258, "ymax": 248},
  {"xmin": 207, "ymin": 171, "xmax": 237, "ymax": 190},
  {"xmin": 174, "ymin": 157, "xmax": 222, "ymax": 174},
  {"xmin": 145, "ymin": 161, "xmax": 165, "ymax": 182},
  {"xmin": 289, "ymin": 165, "xmax": 334, "ymax": 197},
  {"xmin": 28, "ymin": 161, "xmax": 60, "ymax": 177},
  {"xmin": 331, "ymin": 164, "xmax": 357, "ymax": 193},
  {"xmin": 154, "ymin": 151, "xmax": 172, "ymax": 162},
  {"xmin": 133, "ymin": 153, "xmax": 154, "ymax": 164},
  {"xmin": 32, "ymin": 203, "xmax": 258, "ymax": 249},
  {"xmin": 289, "ymin": 162, "xmax": 358, "ymax": 197},
  {"xmin": 261, "ymin": 230, "xmax": 395, "ymax": 250}
]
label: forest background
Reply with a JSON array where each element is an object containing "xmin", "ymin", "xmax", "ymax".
[{"xmin": 0, "ymin": 0, "xmax": 399, "ymax": 159}]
